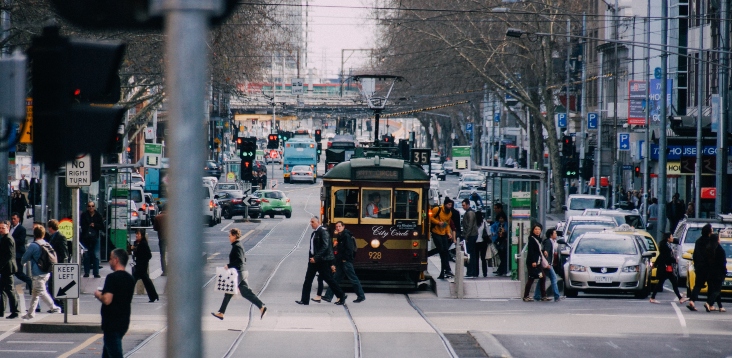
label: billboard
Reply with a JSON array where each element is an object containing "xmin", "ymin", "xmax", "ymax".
[{"xmin": 627, "ymin": 80, "xmax": 647, "ymax": 125}]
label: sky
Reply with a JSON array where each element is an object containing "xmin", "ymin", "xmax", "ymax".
[{"xmin": 305, "ymin": 0, "xmax": 379, "ymax": 79}]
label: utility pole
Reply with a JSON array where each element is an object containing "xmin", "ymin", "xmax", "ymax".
[
  {"xmin": 694, "ymin": 4, "xmax": 704, "ymax": 218},
  {"xmin": 597, "ymin": 51, "xmax": 604, "ymax": 196},
  {"xmin": 642, "ymin": 2, "xmax": 650, "ymax": 225},
  {"xmin": 579, "ymin": 13, "xmax": 587, "ymax": 194},
  {"xmin": 716, "ymin": 0, "xmax": 728, "ymax": 216},
  {"xmin": 565, "ymin": 18, "xmax": 571, "ymax": 204},
  {"xmin": 612, "ymin": 0, "xmax": 619, "ymax": 208},
  {"xmin": 658, "ymin": 0, "xmax": 669, "ymax": 240},
  {"xmin": 0, "ymin": 0, "xmax": 11, "ymax": 220}
]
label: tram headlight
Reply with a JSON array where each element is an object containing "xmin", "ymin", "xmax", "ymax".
[
  {"xmin": 412, "ymin": 231, "xmax": 418, "ymax": 236},
  {"xmin": 370, "ymin": 239, "xmax": 381, "ymax": 249}
]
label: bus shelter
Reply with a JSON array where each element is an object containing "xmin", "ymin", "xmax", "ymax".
[{"xmin": 478, "ymin": 166, "xmax": 546, "ymax": 281}]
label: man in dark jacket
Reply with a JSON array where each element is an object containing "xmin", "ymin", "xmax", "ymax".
[
  {"xmin": 666, "ymin": 193, "xmax": 686, "ymax": 232},
  {"xmin": 461, "ymin": 199, "xmax": 479, "ymax": 278},
  {"xmin": 687, "ymin": 224, "xmax": 712, "ymax": 311},
  {"xmin": 296, "ymin": 217, "xmax": 346, "ymax": 305},
  {"xmin": 0, "ymin": 220, "xmax": 20, "ymax": 318},
  {"xmin": 323, "ymin": 221, "xmax": 365, "ymax": 303},
  {"xmin": 47, "ymin": 219, "xmax": 69, "ymax": 309},
  {"xmin": 81, "ymin": 201, "xmax": 104, "ymax": 278},
  {"xmin": 10, "ymin": 213, "xmax": 32, "ymax": 292}
]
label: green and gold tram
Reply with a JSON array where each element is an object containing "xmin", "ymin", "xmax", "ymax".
[{"xmin": 321, "ymin": 155, "xmax": 431, "ymax": 288}]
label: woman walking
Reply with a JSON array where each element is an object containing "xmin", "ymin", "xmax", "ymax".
[
  {"xmin": 523, "ymin": 223, "xmax": 545, "ymax": 302},
  {"xmin": 475, "ymin": 212, "xmax": 491, "ymax": 278},
  {"xmin": 131, "ymin": 229, "xmax": 159, "ymax": 303},
  {"xmin": 212, "ymin": 228, "xmax": 267, "ymax": 320},
  {"xmin": 704, "ymin": 234, "xmax": 727, "ymax": 312},
  {"xmin": 650, "ymin": 233, "xmax": 688, "ymax": 304}
]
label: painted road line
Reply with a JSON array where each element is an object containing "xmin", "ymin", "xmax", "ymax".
[
  {"xmin": 671, "ymin": 302, "xmax": 690, "ymax": 338},
  {"xmin": 219, "ymin": 222, "xmax": 233, "ymax": 232},
  {"xmin": 6, "ymin": 341, "xmax": 74, "ymax": 344},
  {"xmin": 0, "ymin": 349, "xmax": 57, "ymax": 353},
  {"xmin": 0, "ymin": 325, "xmax": 19, "ymax": 343},
  {"xmin": 58, "ymin": 334, "xmax": 103, "ymax": 358}
]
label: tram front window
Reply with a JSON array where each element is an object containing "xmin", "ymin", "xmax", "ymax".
[
  {"xmin": 334, "ymin": 189, "xmax": 359, "ymax": 218},
  {"xmin": 362, "ymin": 189, "xmax": 391, "ymax": 219},
  {"xmin": 395, "ymin": 190, "xmax": 420, "ymax": 220}
]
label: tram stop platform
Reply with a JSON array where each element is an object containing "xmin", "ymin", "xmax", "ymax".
[{"xmin": 428, "ymin": 256, "xmax": 521, "ymax": 299}]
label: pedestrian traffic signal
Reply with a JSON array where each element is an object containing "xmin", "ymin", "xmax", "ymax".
[
  {"xmin": 29, "ymin": 25, "xmax": 126, "ymax": 169},
  {"xmin": 314, "ymin": 129, "xmax": 322, "ymax": 142},
  {"xmin": 316, "ymin": 143, "xmax": 322, "ymax": 162},
  {"xmin": 267, "ymin": 134, "xmax": 278, "ymax": 149},
  {"xmin": 241, "ymin": 159, "xmax": 253, "ymax": 181},
  {"xmin": 239, "ymin": 137, "xmax": 256, "ymax": 160}
]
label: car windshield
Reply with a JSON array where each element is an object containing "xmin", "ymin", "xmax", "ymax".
[
  {"xmin": 566, "ymin": 220, "xmax": 615, "ymax": 234},
  {"xmin": 292, "ymin": 165, "xmax": 310, "ymax": 171},
  {"xmin": 636, "ymin": 235, "xmax": 658, "ymax": 251},
  {"xmin": 217, "ymin": 184, "xmax": 238, "ymax": 191},
  {"xmin": 569, "ymin": 198, "xmax": 606, "ymax": 210},
  {"xmin": 568, "ymin": 226, "xmax": 612, "ymax": 244},
  {"xmin": 683, "ymin": 226, "xmax": 732, "ymax": 244},
  {"xmin": 463, "ymin": 175, "xmax": 483, "ymax": 182},
  {"xmin": 575, "ymin": 238, "xmax": 638, "ymax": 255}
]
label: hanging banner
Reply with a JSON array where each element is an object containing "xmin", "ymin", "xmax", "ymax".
[{"xmin": 628, "ymin": 80, "xmax": 647, "ymax": 125}]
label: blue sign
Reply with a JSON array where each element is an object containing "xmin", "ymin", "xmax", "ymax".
[
  {"xmin": 622, "ymin": 165, "xmax": 633, "ymax": 170},
  {"xmin": 587, "ymin": 112, "xmax": 598, "ymax": 129},
  {"xmin": 649, "ymin": 79, "xmax": 673, "ymax": 123},
  {"xmin": 557, "ymin": 113, "xmax": 567, "ymax": 128},
  {"xmin": 466, "ymin": 123, "xmax": 473, "ymax": 133},
  {"xmin": 618, "ymin": 133, "xmax": 630, "ymax": 151},
  {"xmin": 494, "ymin": 113, "xmax": 500, "ymax": 123},
  {"xmin": 650, "ymin": 144, "xmax": 732, "ymax": 160},
  {"xmin": 654, "ymin": 67, "xmax": 662, "ymax": 80}
]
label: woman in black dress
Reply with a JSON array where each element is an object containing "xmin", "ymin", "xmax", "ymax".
[
  {"xmin": 523, "ymin": 223, "xmax": 545, "ymax": 302},
  {"xmin": 650, "ymin": 233, "xmax": 688, "ymax": 304},
  {"xmin": 212, "ymin": 228, "xmax": 267, "ymax": 320},
  {"xmin": 132, "ymin": 229, "xmax": 159, "ymax": 302}
]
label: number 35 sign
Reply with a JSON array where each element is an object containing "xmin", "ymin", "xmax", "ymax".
[{"xmin": 411, "ymin": 149, "xmax": 431, "ymax": 165}]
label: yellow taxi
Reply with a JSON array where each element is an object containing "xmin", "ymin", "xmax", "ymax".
[
  {"xmin": 602, "ymin": 224, "xmax": 660, "ymax": 286},
  {"xmin": 682, "ymin": 231, "xmax": 732, "ymax": 294}
]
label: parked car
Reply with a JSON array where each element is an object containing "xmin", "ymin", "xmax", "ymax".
[
  {"xmin": 202, "ymin": 184, "xmax": 222, "ymax": 227},
  {"xmin": 290, "ymin": 165, "xmax": 316, "ymax": 184},
  {"xmin": 563, "ymin": 194, "xmax": 607, "ymax": 220},
  {"xmin": 205, "ymin": 160, "xmax": 222, "ymax": 179},
  {"xmin": 252, "ymin": 190, "xmax": 292, "ymax": 218},
  {"xmin": 218, "ymin": 191, "xmax": 261, "ymax": 219},
  {"xmin": 560, "ymin": 232, "xmax": 656, "ymax": 298},
  {"xmin": 672, "ymin": 215, "xmax": 732, "ymax": 285},
  {"xmin": 442, "ymin": 161, "xmax": 454, "ymax": 175}
]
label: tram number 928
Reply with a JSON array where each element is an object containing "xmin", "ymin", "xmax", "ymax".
[{"xmin": 368, "ymin": 252, "xmax": 382, "ymax": 260}]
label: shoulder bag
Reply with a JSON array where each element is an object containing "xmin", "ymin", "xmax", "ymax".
[{"xmin": 536, "ymin": 238, "xmax": 550, "ymax": 269}]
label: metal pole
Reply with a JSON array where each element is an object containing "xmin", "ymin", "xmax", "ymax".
[
  {"xmin": 0, "ymin": 0, "xmax": 11, "ymax": 221},
  {"xmin": 41, "ymin": 164, "xmax": 47, "ymax": 223},
  {"xmin": 658, "ymin": 0, "xmax": 669, "ymax": 240},
  {"xmin": 71, "ymin": 188, "xmax": 79, "ymax": 315},
  {"xmin": 455, "ymin": 235, "xmax": 464, "ymax": 299},
  {"xmin": 566, "ymin": 18, "xmax": 571, "ymax": 201},
  {"xmin": 374, "ymin": 112, "xmax": 381, "ymax": 143},
  {"xmin": 716, "ymin": 0, "xmax": 729, "ymax": 215},
  {"xmin": 643, "ymin": 4, "xmax": 651, "ymax": 225},
  {"xmin": 597, "ymin": 51, "xmax": 604, "ymax": 195},
  {"xmin": 612, "ymin": 0, "xmax": 619, "ymax": 208},
  {"xmin": 161, "ymin": 1, "xmax": 216, "ymax": 356},
  {"xmin": 695, "ymin": 5, "xmax": 704, "ymax": 219},
  {"xmin": 579, "ymin": 13, "xmax": 587, "ymax": 194}
]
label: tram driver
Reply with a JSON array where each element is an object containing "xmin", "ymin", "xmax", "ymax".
[{"xmin": 363, "ymin": 191, "xmax": 390, "ymax": 219}]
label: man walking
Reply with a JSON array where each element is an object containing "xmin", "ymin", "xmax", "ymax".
[
  {"xmin": 461, "ymin": 199, "xmax": 479, "ymax": 278},
  {"xmin": 323, "ymin": 221, "xmax": 365, "ymax": 303},
  {"xmin": 94, "ymin": 249, "xmax": 135, "ymax": 358},
  {"xmin": 296, "ymin": 217, "xmax": 347, "ymax": 305},
  {"xmin": 535, "ymin": 228, "xmax": 561, "ymax": 302},
  {"xmin": 81, "ymin": 201, "xmax": 104, "ymax": 278},
  {"xmin": 21, "ymin": 225, "xmax": 61, "ymax": 319},
  {"xmin": 492, "ymin": 215, "xmax": 508, "ymax": 276},
  {"xmin": 0, "ymin": 221, "xmax": 20, "ymax": 319},
  {"xmin": 687, "ymin": 224, "xmax": 712, "ymax": 311},
  {"xmin": 47, "ymin": 219, "xmax": 69, "ymax": 308},
  {"xmin": 429, "ymin": 197, "xmax": 454, "ymax": 279},
  {"xmin": 152, "ymin": 208, "xmax": 167, "ymax": 276},
  {"xmin": 666, "ymin": 193, "xmax": 685, "ymax": 233},
  {"xmin": 10, "ymin": 213, "xmax": 32, "ymax": 292}
]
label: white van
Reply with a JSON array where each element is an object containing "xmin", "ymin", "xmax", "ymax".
[{"xmin": 563, "ymin": 194, "xmax": 607, "ymax": 221}]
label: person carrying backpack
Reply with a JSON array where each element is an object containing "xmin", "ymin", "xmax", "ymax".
[
  {"xmin": 322, "ymin": 221, "xmax": 365, "ymax": 303},
  {"xmin": 20, "ymin": 225, "xmax": 61, "ymax": 319}
]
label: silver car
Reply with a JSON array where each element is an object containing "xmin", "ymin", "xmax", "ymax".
[
  {"xmin": 560, "ymin": 232, "xmax": 655, "ymax": 298},
  {"xmin": 290, "ymin": 165, "xmax": 316, "ymax": 184}
]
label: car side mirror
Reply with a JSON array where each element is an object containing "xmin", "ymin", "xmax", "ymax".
[
  {"xmin": 560, "ymin": 249, "xmax": 570, "ymax": 256},
  {"xmin": 641, "ymin": 251, "xmax": 656, "ymax": 258},
  {"xmin": 562, "ymin": 205, "xmax": 567, "ymax": 211},
  {"xmin": 557, "ymin": 239, "xmax": 567, "ymax": 245}
]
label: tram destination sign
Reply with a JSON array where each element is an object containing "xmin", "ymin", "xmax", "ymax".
[
  {"xmin": 352, "ymin": 168, "xmax": 401, "ymax": 181},
  {"xmin": 395, "ymin": 220, "xmax": 418, "ymax": 230}
]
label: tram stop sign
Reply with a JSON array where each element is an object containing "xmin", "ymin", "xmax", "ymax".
[{"xmin": 53, "ymin": 263, "xmax": 80, "ymax": 299}]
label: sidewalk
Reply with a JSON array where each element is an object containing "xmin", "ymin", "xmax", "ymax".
[{"xmin": 428, "ymin": 256, "xmax": 521, "ymax": 299}]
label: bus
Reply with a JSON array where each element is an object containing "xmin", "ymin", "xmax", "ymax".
[
  {"xmin": 321, "ymin": 153, "xmax": 431, "ymax": 288},
  {"xmin": 282, "ymin": 137, "xmax": 317, "ymax": 183}
]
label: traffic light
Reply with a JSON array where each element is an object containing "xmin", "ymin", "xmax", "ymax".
[
  {"xmin": 561, "ymin": 135, "xmax": 573, "ymax": 156},
  {"xmin": 239, "ymin": 137, "xmax": 256, "ymax": 160},
  {"xmin": 267, "ymin": 134, "xmax": 278, "ymax": 149},
  {"xmin": 634, "ymin": 165, "xmax": 641, "ymax": 177},
  {"xmin": 241, "ymin": 159, "xmax": 253, "ymax": 181},
  {"xmin": 381, "ymin": 135, "xmax": 394, "ymax": 145},
  {"xmin": 29, "ymin": 25, "xmax": 126, "ymax": 169},
  {"xmin": 314, "ymin": 129, "xmax": 322, "ymax": 142},
  {"xmin": 316, "ymin": 143, "xmax": 322, "ymax": 162},
  {"xmin": 563, "ymin": 157, "xmax": 579, "ymax": 178}
]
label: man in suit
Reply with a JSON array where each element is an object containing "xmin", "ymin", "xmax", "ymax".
[
  {"xmin": 9, "ymin": 213, "xmax": 32, "ymax": 292},
  {"xmin": 296, "ymin": 217, "xmax": 346, "ymax": 306},
  {"xmin": 0, "ymin": 220, "xmax": 20, "ymax": 318}
]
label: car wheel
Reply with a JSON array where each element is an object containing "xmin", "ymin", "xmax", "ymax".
[
  {"xmin": 564, "ymin": 288, "xmax": 578, "ymax": 298},
  {"xmin": 269, "ymin": 214, "xmax": 275, "ymax": 218},
  {"xmin": 208, "ymin": 217, "xmax": 216, "ymax": 227},
  {"xmin": 285, "ymin": 212, "xmax": 291, "ymax": 218},
  {"xmin": 223, "ymin": 209, "xmax": 232, "ymax": 220}
]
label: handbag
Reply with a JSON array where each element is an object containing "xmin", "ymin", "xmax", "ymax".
[
  {"xmin": 535, "ymin": 238, "xmax": 551, "ymax": 269},
  {"xmin": 665, "ymin": 265, "xmax": 673, "ymax": 273},
  {"xmin": 215, "ymin": 267, "xmax": 239, "ymax": 295},
  {"xmin": 480, "ymin": 225, "xmax": 492, "ymax": 244}
]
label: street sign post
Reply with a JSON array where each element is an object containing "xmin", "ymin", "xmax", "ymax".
[
  {"xmin": 587, "ymin": 112, "xmax": 598, "ymax": 129},
  {"xmin": 618, "ymin": 133, "xmax": 630, "ymax": 151},
  {"xmin": 144, "ymin": 143, "xmax": 163, "ymax": 168},
  {"xmin": 291, "ymin": 78, "xmax": 304, "ymax": 95},
  {"xmin": 53, "ymin": 263, "xmax": 80, "ymax": 323},
  {"xmin": 65, "ymin": 154, "xmax": 91, "ymax": 187},
  {"xmin": 557, "ymin": 113, "xmax": 567, "ymax": 128}
]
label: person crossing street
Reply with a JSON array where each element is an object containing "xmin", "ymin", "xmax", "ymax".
[
  {"xmin": 322, "ymin": 221, "xmax": 365, "ymax": 303},
  {"xmin": 296, "ymin": 217, "xmax": 347, "ymax": 305}
]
